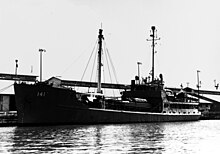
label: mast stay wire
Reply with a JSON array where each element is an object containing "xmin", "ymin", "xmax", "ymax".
[
  {"xmin": 87, "ymin": 46, "xmax": 99, "ymax": 93},
  {"xmin": 89, "ymin": 48, "xmax": 98, "ymax": 83},
  {"xmin": 102, "ymin": 52, "xmax": 106, "ymax": 95},
  {"xmin": 77, "ymin": 37, "xmax": 120, "ymax": 95},
  {"xmin": 0, "ymin": 84, "xmax": 14, "ymax": 93},
  {"xmin": 61, "ymin": 39, "xmax": 98, "ymax": 77},
  {"xmin": 104, "ymin": 47, "xmax": 115, "ymax": 97},
  {"xmin": 104, "ymin": 41, "xmax": 119, "ymax": 84},
  {"xmin": 103, "ymin": 40, "xmax": 121, "ymax": 93},
  {"xmin": 87, "ymin": 46, "xmax": 98, "ymax": 92},
  {"xmin": 81, "ymin": 39, "xmax": 98, "ymax": 82}
]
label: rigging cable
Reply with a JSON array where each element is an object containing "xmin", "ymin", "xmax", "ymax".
[
  {"xmin": 104, "ymin": 40, "xmax": 121, "ymax": 93},
  {"xmin": 102, "ymin": 51, "xmax": 106, "ymax": 94},
  {"xmin": 61, "ymin": 39, "xmax": 98, "ymax": 76},
  {"xmin": 0, "ymin": 84, "xmax": 14, "ymax": 93},
  {"xmin": 81, "ymin": 39, "xmax": 98, "ymax": 81},
  {"xmin": 89, "ymin": 47, "xmax": 98, "ymax": 83},
  {"xmin": 104, "ymin": 46, "xmax": 115, "ymax": 97},
  {"xmin": 88, "ymin": 46, "xmax": 98, "ymax": 92},
  {"xmin": 104, "ymin": 41, "xmax": 119, "ymax": 84}
]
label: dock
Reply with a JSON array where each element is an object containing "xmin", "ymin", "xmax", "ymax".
[{"xmin": 0, "ymin": 111, "xmax": 17, "ymax": 126}]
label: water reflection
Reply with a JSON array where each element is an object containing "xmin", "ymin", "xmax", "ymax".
[
  {"xmin": 0, "ymin": 127, "xmax": 16, "ymax": 154},
  {"xmin": 1, "ymin": 121, "xmax": 220, "ymax": 153},
  {"xmin": 7, "ymin": 124, "xmax": 165, "ymax": 153}
]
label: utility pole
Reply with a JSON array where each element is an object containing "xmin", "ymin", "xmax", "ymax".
[
  {"xmin": 39, "ymin": 49, "xmax": 46, "ymax": 82},
  {"xmin": 147, "ymin": 26, "xmax": 160, "ymax": 82},
  {"xmin": 15, "ymin": 59, "xmax": 18, "ymax": 76},
  {"xmin": 137, "ymin": 62, "xmax": 142, "ymax": 84}
]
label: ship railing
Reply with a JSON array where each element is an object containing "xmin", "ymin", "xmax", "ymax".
[
  {"xmin": 162, "ymin": 108, "xmax": 200, "ymax": 114},
  {"xmin": 0, "ymin": 111, "xmax": 17, "ymax": 116},
  {"xmin": 0, "ymin": 111, "xmax": 17, "ymax": 124},
  {"xmin": 167, "ymin": 102, "xmax": 199, "ymax": 105}
]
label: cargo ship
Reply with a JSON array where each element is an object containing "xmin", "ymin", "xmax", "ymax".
[{"xmin": 14, "ymin": 27, "xmax": 201, "ymax": 125}]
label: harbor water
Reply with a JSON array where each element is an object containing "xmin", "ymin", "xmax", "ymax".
[{"xmin": 0, "ymin": 120, "xmax": 220, "ymax": 154}]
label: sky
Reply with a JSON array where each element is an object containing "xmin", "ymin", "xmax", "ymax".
[{"xmin": 0, "ymin": 0, "xmax": 220, "ymax": 95}]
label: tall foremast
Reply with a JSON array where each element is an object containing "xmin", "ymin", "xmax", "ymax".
[{"xmin": 97, "ymin": 29, "xmax": 104, "ymax": 93}]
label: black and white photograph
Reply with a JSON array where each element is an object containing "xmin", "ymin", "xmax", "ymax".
[{"xmin": 0, "ymin": 0, "xmax": 220, "ymax": 153}]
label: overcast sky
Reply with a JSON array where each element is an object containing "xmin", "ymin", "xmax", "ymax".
[{"xmin": 0, "ymin": 0, "xmax": 220, "ymax": 94}]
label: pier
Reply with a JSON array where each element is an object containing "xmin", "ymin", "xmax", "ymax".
[{"xmin": 0, "ymin": 111, "xmax": 17, "ymax": 126}]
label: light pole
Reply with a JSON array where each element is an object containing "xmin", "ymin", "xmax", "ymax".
[
  {"xmin": 15, "ymin": 59, "xmax": 18, "ymax": 75},
  {"xmin": 137, "ymin": 62, "xmax": 142, "ymax": 84},
  {"xmin": 39, "ymin": 49, "xmax": 46, "ymax": 82}
]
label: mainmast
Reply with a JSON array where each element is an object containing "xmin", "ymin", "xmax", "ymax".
[
  {"xmin": 97, "ymin": 29, "xmax": 104, "ymax": 93},
  {"xmin": 147, "ymin": 26, "xmax": 160, "ymax": 82}
]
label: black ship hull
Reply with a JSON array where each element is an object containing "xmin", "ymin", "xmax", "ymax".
[{"xmin": 14, "ymin": 83, "xmax": 200, "ymax": 125}]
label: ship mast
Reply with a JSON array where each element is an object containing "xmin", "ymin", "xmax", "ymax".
[
  {"xmin": 147, "ymin": 26, "xmax": 160, "ymax": 82},
  {"xmin": 97, "ymin": 29, "xmax": 104, "ymax": 93}
]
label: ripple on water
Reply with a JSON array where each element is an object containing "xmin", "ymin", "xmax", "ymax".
[{"xmin": 0, "ymin": 121, "xmax": 220, "ymax": 153}]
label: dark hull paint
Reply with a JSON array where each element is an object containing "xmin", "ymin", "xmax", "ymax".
[{"xmin": 14, "ymin": 83, "xmax": 201, "ymax": 125}]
